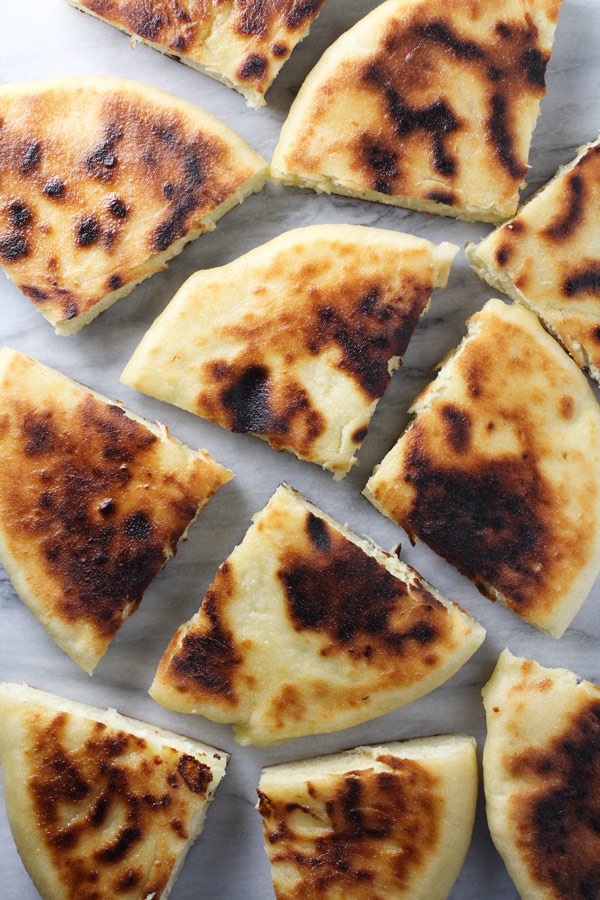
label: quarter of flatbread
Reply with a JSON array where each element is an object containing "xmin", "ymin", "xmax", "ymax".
[
  {"xmin": 364, "ymin": 298, "xmax": 600, "ymax": 638},
  {"xmin": 0, "ymin": 682, "xmax": 228, "ymax": 900},
  {"xmin": 467, "ymin": 136, "xmax": 600, "ymax": 384},
  {"xmin": 121, "ymin": 225, "xmax": 458, "ymax": 478},
  {"xmin": 150, "ymin": 483, "xmax": 485, "ymax": 745},
  {"xmin": 66, "ymin": 0, "xmax": 328, "ymax": 107},
  {"xmin": 271, "ymin": 0, "xmax": 563, "ymax": 223},
  {"xmin": 483, "ymin": 649, "xmax": 600, "ymax": 899},
  {"xmin": 0, "ymin": 76, "xmax": 267, "ymax": 334},
  {"xmin": 258, "ymin": 735, "xmax": 478, "ymax": 900},
  {"xmin": 0, "ymin": 347, "xmax": 232, "ymax": 674}
]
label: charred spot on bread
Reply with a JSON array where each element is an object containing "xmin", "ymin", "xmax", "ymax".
[
  {"xmin": 166, "ymin": 563, "xmax": 243, "ymax": 703},
  {"xmin": 277, "ymin": 510, "xmax": 450, "ymax": 665},
  {"xmin": 0, "ymin": 78, "xmax": 266, "ymax": 329},
  {"xmin": 402, "ymin": 423, "xmax": 549, "ymax": 610},
  {"xmin": 563, "ymin": 267, "xmax": 600, "ymax": 297},
  {"xmin": 259, "ymin": 761, "xmax": 442, "ymax": 887}
]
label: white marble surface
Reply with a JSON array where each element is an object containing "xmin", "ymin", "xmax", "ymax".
[{"xmin": 1, "ymin": 1, "xmax": 600, "ymax": 898}]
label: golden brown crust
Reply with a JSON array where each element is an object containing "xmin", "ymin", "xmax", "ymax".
[
  {"xmin": 0, "ymin": 77, "xmax": 267, "ymax": 332},
  {"xmin": 467, "ymin": 138, "xmax": 600, "ymax": 383},
  {"xmin": 164, "ymin": 559, "xmax": 243, "ymax": 706},
  {"xmin": 67, "ymin": 0, "xmax": 328, "ymax": 105},
  {"xmin": 272, "ymin": 0, "xmax": 563, "ymax": 222},
  {"xmin": 0, "ymin": 347, "xmax": 232, "ymax": 672},
  {"xmin": 122, "ymin": 225, "xmax": 457, "ymax": 477},
  {"xmin": 0, "ymin": 683, "xmax": 228, "ymax": 900},
  {"xmin": 29, "ymin": 716, "xmax": 211, "ymax": 897},
  {"xmin": 257, "ymin": 735, "xmax": 478, "ymax": 899},
  {"xmin": 506, "ymin": 700, "xmax": 600, "ymax": 897},
  {"xmin": 259, "ymin": 763, "xmax": 440, "ymax": 897},
  {"xmin": 167, "ymin": 514, "xmax": 459, "ymax": 698},
  {"xmin": 365, "ymin": 299, "xmax": 600, "ymax": 637},
  {"xmin": 151, "ymin": 484, "xmax": 484, "ymax": 744},
  {"xmin": 483, "ymin": 650, "xmax": 600, "ymax": 899}
]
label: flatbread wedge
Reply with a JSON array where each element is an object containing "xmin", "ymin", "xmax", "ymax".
[
  {"xmin": 467, "ymin": 135, "xmax": 600, "ymax": 384},
  {"xmin": 271, "ymin": 0, "xmax": 563, "ymax": 223},
  {"xmin": 257, "ymin": 735, "xmax": 478, "ymax": 900},
  {"xmin": 364, "ymin": 298, "xmax": 600, "ymax": 638},
  {"xmin": 0, "ymin": 347, "xmax": 232, "ymax": 674},
  {"xmin": 65, "ymin": 0, "xmax": 329, "ymax": 108},
  {"xmin": 150, "ymin": 483, "xmax": 485, "ymax": 745},
  {"xmin": 483, "ymin": 648, "xmax": 600, "ymax": 899},
  {"xmin": 0, "ymin": 682, "xmax": 228, "ymax": 900},
  {"xmin": 0, "ymin": 76, "xmax": 267, "ymax": 334},
  {"xmin": 121, "ymin": 225, "xmax": 458, "ymax": 479}
]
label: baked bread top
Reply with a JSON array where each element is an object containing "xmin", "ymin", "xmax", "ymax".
[
  {"xmin": 0, "ymin": 682, "xmax": 228, "ymax": 900},
  {"xmin": 66, "ymin": 0, "xmax": 328, "ymax": 107},
  {"xmin": 0, "ymin": 76, "xmax": 267, "ymax": 333},
  {"xmin": 272, "ymin": 0, "xmax": 563, "ymax": 223},
  {"xmin": 467, "ymin": 136, "xmax": 600, "ymax": 383},
  {"xmin": 0, "ymin": 347, "xmax": 232, "ymax": 673},
  {"xmin": 483, "ymin": 649, "xmax": 600, "ymax": 899},
  {"xmin": 150, "ymin": 483, "xmax": 484, "ymax": 745},
  {"xmin": 365, "ymin": 298, "xmax": 600, "ymax": 638},
  {"xmin": 258, "ymin": 735, "xmax": 478, "ymax": 900},
  {"xmin": 122, "ymin": 224, "xmax": 457, "ymax": 478}
]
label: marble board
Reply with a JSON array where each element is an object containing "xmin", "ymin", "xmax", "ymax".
[{"xmin": 1, "ymin": 1, "xmax": 600, "ymax": 898}]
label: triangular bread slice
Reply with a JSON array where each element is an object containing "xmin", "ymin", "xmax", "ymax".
[
  {"xmin": 0, "ymin": 76, "xmax": 267, "ymax": 333},
  {"xmin": 0, "ymin": 682, "xmax": 228, "ymax": 900},
  {"xmin": 65, "ymin": 0, "xmax": 329, "ymax": 108},
  {"xmin": 364, "ymin": 298, "xmax": 600, "ymax": 638},
  {"xmin": 467, "ymin": 135, "xmax": 600, "ymax": 384},
  {"xmin": 150, "ymin": 483, "xmax": 485, "ymax": 745},
  {"xmin": 482, "ymin": 649, "xmax": 600, "ymax": 899},
  {"xmin": 0, "ymin": 347, "xmax": 232, "ymax": 674},
  {"xmin": 271, "ymin": 0, "xmax": 563, "ymax": 223},
  {"xmin": 257, "ymin": 734, "xmax": 478, "ymax": 900},
  {"xmin": 121, "ymin": 225, "xmax": 458, "ymax": 479}
]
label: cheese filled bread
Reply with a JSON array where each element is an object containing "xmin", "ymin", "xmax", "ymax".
[
  {"xmin": 66, "ymin": 0, "xmax": 329, "ymax": 107},
  {"xmin": 257, "ymin": 735, "xmax": 478, "ymax": 900},
  {"xmin": 365, "ymin": 298, "xmax": 600, "ymax": 637},
  {"xmin": 272, "ymin": 0, "xmax": 563, "ymax": 223},
  {"xmin": 0, "ymin": 347, "xmax": 232, "ymax": 673},
  {"xmin": 483, "ymin": 649, "xmax": 600, "ymax": 899},
  {"xmin": 122, "ymin": 224, "xmax": 457, "ymax": 478},
  {"xmin": 0, "ymin": 682, "xmax": 228, "ymax": 900},
  {"xmin": 150, "ymin": 483, "xmax": 484, "ymax": 745},
  {"xmin": 467, "ymin": 135, "xmax": 600, "ymax": 384},
  {"xmin": 0, "ymin": 76, "xmax": 267, "ymax": 333}
]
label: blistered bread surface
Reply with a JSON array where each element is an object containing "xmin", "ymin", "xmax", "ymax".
[
  {"xmin": 272, "ymin": 0, "xmax": 563, "ymax": 221},
  {"xmin": 0, "ymin": 77, "xmax": 266, "ymax": 331},
  {"xmin": 0, "ymin": 347, "xmax": 231, "ymax": 672},
  {"xmin": 67, "ymin": 0, "xmax": 328, "ymax": 105},
  {"xmin": 0, "ymin": 683, "xmax": 228, "ymax": 900},
  {"xmin": 483, "ymin": 650, "xmax": 600, "ymax": 899},
  {"xmin": 366, "ymin": 299, "xmax": 600, "ymax": 637},
  {"xmin": 151, "ymin": 484, "xmax": 484, "ymax": 744},
  {"xmin": 122, "ymin": 225, "xmax": 456, "ymax": 477},
  {"xmin": 257, "ymin": 735, "xmax": 478, "ymax": 899},
  {"xmin": 468, "ymin": 137, "xmax": 600, "ymax": 381}
]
